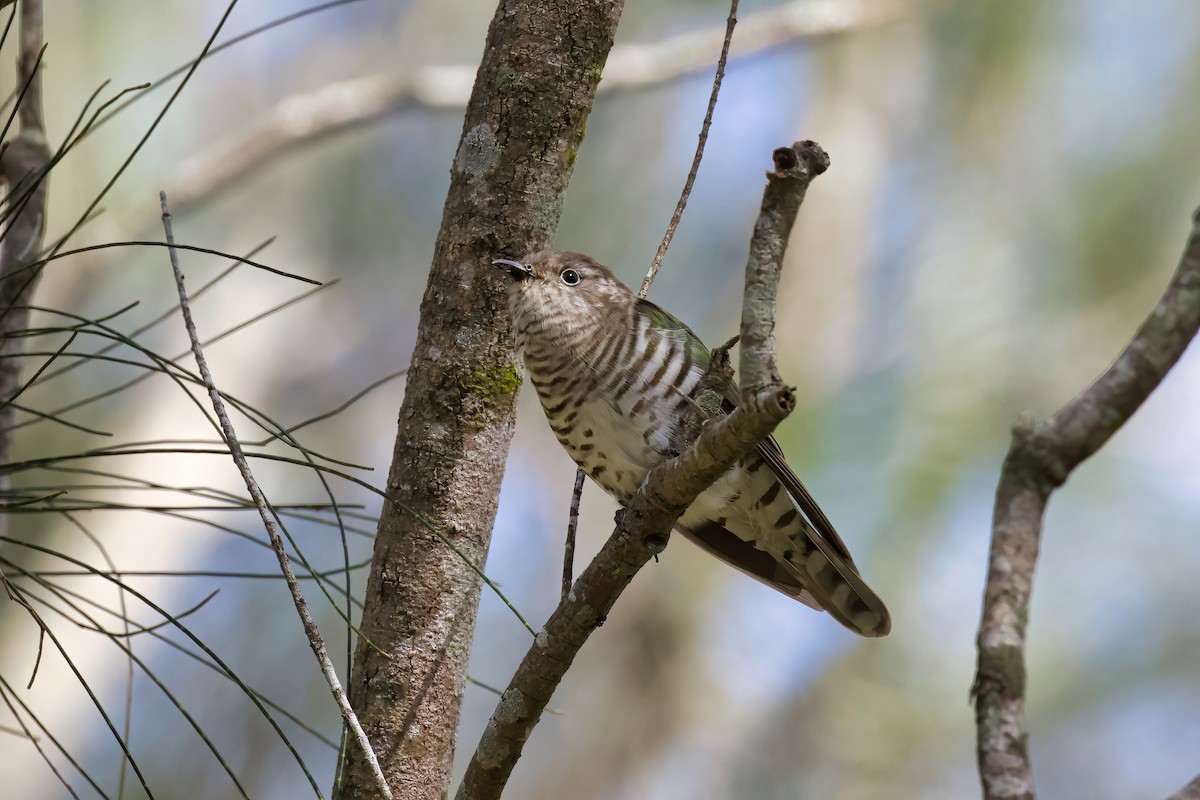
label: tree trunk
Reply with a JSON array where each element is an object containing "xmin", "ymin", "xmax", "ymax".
[
  {"xmin": 0, "ymin": 0, "xmax": 50, "ymax": 520},
  {"xmin": 336, "ymin": 1, "xmax": 625, "ymax": 797}
]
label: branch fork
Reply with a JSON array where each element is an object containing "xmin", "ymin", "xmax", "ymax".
[{"xmin": 973, "ymin": 206, "xmax": 1200, "ymax": 800}]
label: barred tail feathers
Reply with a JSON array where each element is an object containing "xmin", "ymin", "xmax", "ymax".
[{"xmin": 779, "ymin": 524, "xmax": 891, "ymax": 638}]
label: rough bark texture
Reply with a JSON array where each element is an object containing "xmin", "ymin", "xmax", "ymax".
[
  {"xmin": 335, "ymin": 2, "xmax": 625, "ymax": 798},
  {"xmin": 0, "ymin": 0, "xmax": 49, "ymax": 512},
  {"xmin": 455, "ymin": 142, "xmax": 824, "ymax": 800},
  {"xmin": 739, "ymin": 141, "xmax": 827, "ymax": 391},
  {"xmin": 972, "ymin": 208, "xmax": 1200, "ymax": 800}
]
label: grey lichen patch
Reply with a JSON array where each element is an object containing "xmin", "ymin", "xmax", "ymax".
[
  {"xmin": 495, "ymin": 687, "xmax": 531, "ymax": 725},
  {"xmin": 454, "ymin": 123, "xmax": 499, "ymax": 179},
  {"xmin": 494, "ymin": 64, "xmax": 525, "ymax": 93},
  {"xmin": 455, "ymin": 323, "xmax": 485, "ymax": 351},
  {"xmin": 530, "ymin": 192, "xmax": 564, "ymax": 239}
]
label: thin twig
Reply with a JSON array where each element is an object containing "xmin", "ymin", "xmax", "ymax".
[
  {"xmin": 24, "ymin": 0, "xmax": 243, "ymax": 297},
  {"xmin": 972, "ymin": 207, "xmax": 1200, "ymax": 800},
  {"xmin": 159, "ymin": 192, "xmax": 394, "ymax": 800},
  {"xmin": 456, "ymin": 141, "xmax": 825, "ymax": 800},
  {"xmin": 577, "ymin": 0, "xmax": 735, "ymax": 621},
  {"xmin": 639, "ymin": 0, "xmax": 738, "ymax": 298},
  {"xmin": 0, "ymin": 677, "xmax": 80, "ymax": 800},
  {"xmin": 89, "ymin": 1, "xmax": 363, "ymax": 138},
  {"xmin": 561, "ymin": 468, "xmax": 584, "ymax": 602},
  {"xmin": 59, "ymin": 511, "xmax": 136, "ymax": 797}
]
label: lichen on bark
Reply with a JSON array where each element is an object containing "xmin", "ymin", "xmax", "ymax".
[{"xmin": 335, "ymin": 2, "xmax": 626, "ymax": 799}]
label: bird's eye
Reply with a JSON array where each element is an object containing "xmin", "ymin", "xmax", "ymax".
[{"xmin": 560, "ymin": 269, "xmax": 581, "ymax": 286}]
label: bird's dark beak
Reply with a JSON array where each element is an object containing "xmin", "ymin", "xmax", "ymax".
[{"xmin": 492, "ymin": 258, "xmax": 533, "ymax": 281}]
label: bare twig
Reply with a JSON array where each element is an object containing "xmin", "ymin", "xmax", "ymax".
[
  {"xmin": 90, "ymin": 1, "xmax": 362, "ymax": 136},
  {"xmin": 38, "ymin": 0, "xmax": 241, "ymax": 277},
  {"xmin": 638, "ymin": 0, "xmax": 737, "ymax": 297},
  {"xmin": 567, "ymin": 0, "xmax": 739, "ymax": 623},
  {"xmin": 159, "ymin": 192, "xmax": 393, "ymax": 800},
  {"xmin": 560, "ymin": 468, "xmax": 584, "ymax": 602},
  {"xmin": 586, "ymin": 0, "xmax": 736, "ymax": 617},
  {"xmin": 456, "ymin": 141, "xmax": 825, "ymax": 800},
  {"xmin": 972, "ymin": 207, "xmax": 1200, "ymax": 800},
  {"xmin": 167, "ymin": 0, "xmax": 913, "ymax": 212}
]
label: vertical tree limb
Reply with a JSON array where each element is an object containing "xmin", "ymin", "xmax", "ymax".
[
  {"xmin": 336, "ymin": 2, "xmax": 626, "ymax": 798},
  {"xmin": 972, "ymin": 207, "xmax": 1200, "ymax": 800},
  {"xmin": 455, "ymin": 142, "xmax": 825, "ymax": 800},
  {"xmin": 0, "ymin": 0, "xmax": 49, "ymax": 522}
]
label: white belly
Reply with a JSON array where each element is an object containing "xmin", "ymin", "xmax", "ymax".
[
  {"xmin": 564, "ymin": 394, "xmax": 662, "ymax": 501},
  {"xmin": 564, "ymin": 393, "xmax": 747, "ymax": 539}
]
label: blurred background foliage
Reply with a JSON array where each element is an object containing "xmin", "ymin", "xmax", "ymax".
[{"xmin": 1, "ymin": 0, "xmax": 1199, "ymax": 797}]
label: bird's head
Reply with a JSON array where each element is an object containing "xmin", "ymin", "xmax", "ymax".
[{"xmin": 492, "ymin": 250, "xmax": 632, "ymax": 341}]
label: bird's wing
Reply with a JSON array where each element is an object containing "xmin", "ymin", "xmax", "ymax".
[
  {"xmin": 635, "ymin": 298, "xmax": 855, "ymax": 563},
  {"xmin": 677, "ymin": 521, "xmax": 824, "ymax": 609},
  {"xmin": 754, "ymin": 435, "xmax": 857, "ymax": 568},
  {"xmin": 636, "ymin": 299, "xmax": 890, "ymax": 636}
]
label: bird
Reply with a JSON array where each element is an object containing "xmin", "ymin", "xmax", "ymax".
[{"xmin": 493, "ymin": 250, "xmax": 890, "ymax": 637}]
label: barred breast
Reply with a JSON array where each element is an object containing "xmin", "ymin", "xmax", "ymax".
[{"xmin": 520, "ymin": 312, "xmax": 704, "ymax": 503}]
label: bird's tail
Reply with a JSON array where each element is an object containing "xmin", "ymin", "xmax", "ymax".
[{"xmin": 779, "ymin": 523, "xmax": 891, "ymax": 637}]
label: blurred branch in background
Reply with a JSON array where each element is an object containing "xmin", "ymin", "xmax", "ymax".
[
  {"xmin": 457, "ymin": 141, "xmax": 826, "ymax": 800},
  {"xmin": 0, "ymin": 1, "xmax": 48, "ymax": 538},
  {"xmin": 166, "ymin": 0, "xmax": 919, "ymax": 213},
  {"xmin": 973, "ymin": 207, "xmax": 1200, "ymax": 800}
]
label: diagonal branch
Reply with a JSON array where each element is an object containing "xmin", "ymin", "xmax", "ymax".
[
  {"xmin": 159, "ymin": 193, "xmax": 393, "ymax": 800},
  {"xmin": 972, "ymin": 206, "xmax": 1200, "ymax": 800},
  {"xmin": 455, "ymin": 141, "xmax": 828, "ymax": 800}
]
